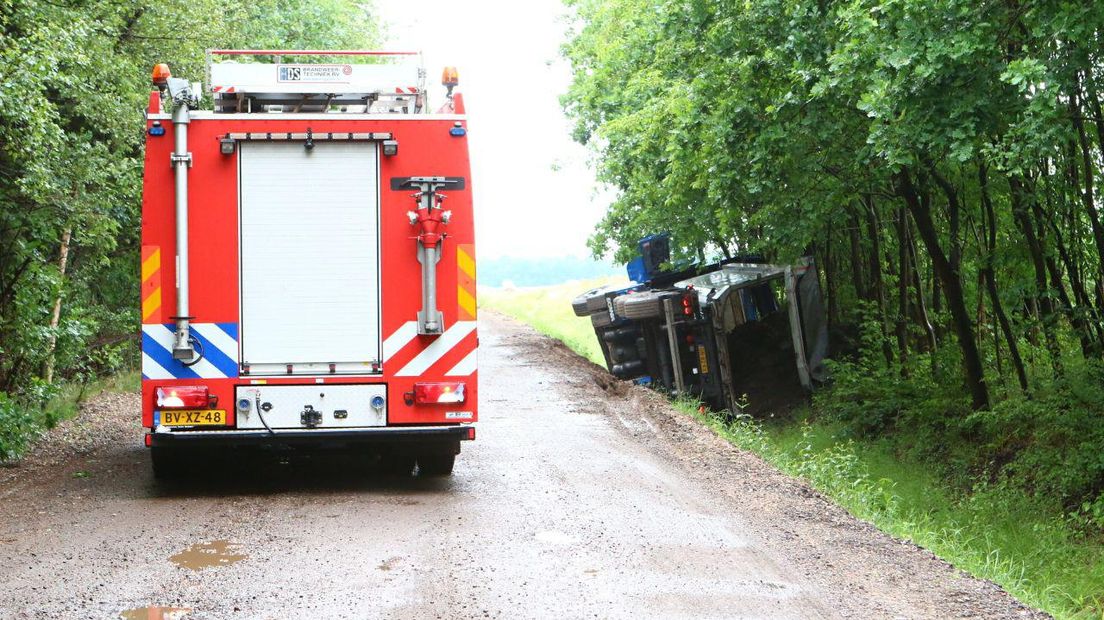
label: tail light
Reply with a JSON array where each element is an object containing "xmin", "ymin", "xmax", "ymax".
[
  {"xmin": 413, "ymin": 382, "xmax": 466, "ymax": 405},
  {"xmin": 156, "ymin": 386, "xmax": 209, "ymax": 409},
  {"xmin": 681, "ymin": 295, "xmax": 694, "ymax": 316}
]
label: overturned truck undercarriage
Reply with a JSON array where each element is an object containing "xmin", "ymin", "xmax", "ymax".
[{"xmin": 573, "ymin": 258, "xmax": 828, "ymax": 416}]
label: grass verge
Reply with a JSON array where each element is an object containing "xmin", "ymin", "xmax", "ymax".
[
  {"xmin": 483, "ymin": 283, "xmax": 1103, "ymax": 620},
  {"xmin": 480, "ymin": 277, "xmax": 625, "ymax": 366},
  {"xmin": 1, "ymin": 370, "xmax": 140, "ymax": 461}
]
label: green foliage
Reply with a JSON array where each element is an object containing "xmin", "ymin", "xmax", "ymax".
[
  {"xmin": 0, "ymin": 393, "xmax": 38, "ymax": 460},
  {"xmin": 562, "ymin": 3, "xmax": 1104, "ymax": 610},
  {"xmin": 684, "ymin": 405, "xmax": 1104, "ymax": 619},
  {"xmin": 565, "ymin": 0, "xmax": 1104, "ymax": 552},
  {"xmin": 0, "ymin": 0, "xmax": 381, "ymax": 458},
  {"xmin": 816, "ymin": 350, "xmax": 1104, "ymax": 529},
  {"xmin": 562, "ymin": 0, "xmax": 1104, "ymax": 405}
]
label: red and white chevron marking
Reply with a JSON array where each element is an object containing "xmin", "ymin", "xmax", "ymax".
[{"xmin": 382, "ymin": 321, "xmax": 477, "ymax": 376}]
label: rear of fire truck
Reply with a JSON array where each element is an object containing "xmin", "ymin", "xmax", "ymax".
[{"xmin": 140, "ymin": 51, "xmax": 477, "ymax": 479}]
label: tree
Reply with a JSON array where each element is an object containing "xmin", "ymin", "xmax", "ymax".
[{"xmin": 563, "ymin": 0, "xmax": 1104, "ymax": 410}]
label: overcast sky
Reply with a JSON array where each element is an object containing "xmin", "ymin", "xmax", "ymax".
[{"xmin": 379, "ymin": 0, "xmax": 609, "ymax": 261}]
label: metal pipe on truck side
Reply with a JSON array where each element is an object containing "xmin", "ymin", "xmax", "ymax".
[
  {"xmin": 170, "ymin": 102, "xmax": 194, "ymax": 359},
  {"xmin": 421, "ymin": 242, "xmax": 441, "ymax": 333}
]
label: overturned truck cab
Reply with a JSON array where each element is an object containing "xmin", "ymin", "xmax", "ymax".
[{"xmin": 573, "ymin": 243, "xmax": 828, "ymax": 415}]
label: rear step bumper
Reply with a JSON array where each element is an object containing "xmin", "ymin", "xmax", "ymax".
[{"xmin": 149, "ymin": 425, "xmax": 475, "ymax": 449}]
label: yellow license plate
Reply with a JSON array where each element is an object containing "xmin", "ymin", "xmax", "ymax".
[{"xmin": 161, "ymin": 409, "xmax": 227, "ymax": 426}]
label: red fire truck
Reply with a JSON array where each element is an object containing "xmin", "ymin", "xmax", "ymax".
[{"xmin": 140, "ymin": 51, "xmax": 477, "ymax": 478}]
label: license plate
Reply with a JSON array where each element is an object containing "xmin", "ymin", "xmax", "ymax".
[{"xmin": 161, "ymin": 409, "xmax": 227, "ymax": 427}]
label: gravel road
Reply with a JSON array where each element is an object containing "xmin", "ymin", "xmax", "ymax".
[{"xmin": 0, "ymin": 312, "xmax": 1044, "ymax": 619}]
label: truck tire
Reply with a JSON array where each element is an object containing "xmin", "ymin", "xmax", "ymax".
[
  {"xmin": 613, "ymin": 291, "xmax": 666, "ymax": 320},
  {"xmin": 572, "ymin": 286, "xmax": 614, "ymax": 316},
  {"xmin": 571, "ymin": 290, "xmax": 597, "ymax": 316},
  {"xmin": 591, "ymin": 311, "xmax": 613, "ymax": 328},
  {"xmin": 151, "ymin": 447, "xmax": 183, "ymax": 481},
  {"xmin": 417, "ymin": 453, "xmax": 455, "ymax": 476},
  {"xmin": 608, "ymin": 343, "xmax": 639, "ymax": 364}
]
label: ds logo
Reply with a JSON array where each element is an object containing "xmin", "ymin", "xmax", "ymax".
[{"xmin": 279, "ymin": 67, "xmax": 302, "ymax": 81}]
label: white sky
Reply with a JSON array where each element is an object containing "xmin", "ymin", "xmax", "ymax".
[{"xmin": 379, "ymin": 0, "xmax": 609, "ymax": 260}]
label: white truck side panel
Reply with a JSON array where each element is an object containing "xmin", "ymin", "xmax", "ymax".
[
  {"xmin": 211, "ymin": 62, "xmax": 422, "ymax": 94},
  {"xmin": 239, "ymin": 141, "xmax": 381, "ymax": 370},
  {"xmin": 235, "ymin": 384, "xmax": 387, "ymax": 429}
]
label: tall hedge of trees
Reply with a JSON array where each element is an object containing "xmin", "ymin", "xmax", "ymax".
[
  {"xmin": 0, "ymin": 0, "xmax": 379, "ymax": 456},
  {"xmin": 564, "ymin": 0, "xmax": 1104, "ymax": 518}
]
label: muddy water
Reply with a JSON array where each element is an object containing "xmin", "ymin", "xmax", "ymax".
[
  {"xmin": 0, "ymin": 313, "xmax": 1044, "ymax": 619},
  {"xmin": 169, "ymin": 540, "xmax": 246, "ymax": 570}
]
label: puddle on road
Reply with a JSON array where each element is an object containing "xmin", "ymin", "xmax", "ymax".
[
  {"xmin": 169, "ymin": 540, "xmax": 247, "ymax": 570},
  {"xmin": 120, "ymin": 606, "xmax": 191, "ymax": 619}
]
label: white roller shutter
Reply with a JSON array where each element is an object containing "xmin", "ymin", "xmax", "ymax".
[{"xmin": 239, "ymin": 141, "xmax": 381, "ymax": 373}]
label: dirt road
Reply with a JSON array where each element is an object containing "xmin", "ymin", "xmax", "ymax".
[{"xmin": 0, "ymin": 313, "xmax": 1042, "ymax": 619}]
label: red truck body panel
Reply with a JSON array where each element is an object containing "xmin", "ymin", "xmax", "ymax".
[{"xmin": 140, "ymin": 96, "xmax": 477, "ymax": 437}]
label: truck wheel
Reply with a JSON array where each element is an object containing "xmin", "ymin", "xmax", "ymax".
[
  {"xmin": 417, "ymin": 453, "xmax": 455, "ymax": 477},
  {"xmin": 150, "ymin": 447, "xmax": 183, "ymax": 481},
  {"xmin": 591, "ymin": 311, "xmax": 613, "ymax": 328},
  {"xmin": 614, "ymin": 291, "xmax": 666, "ymax": 320},
  {"xmin": 572, "ymin": 286, "xmax": 613, "ymax": 316},
  {"xmin": 571, "ymin": 291, "xmax": 595, "ymax": 316}
]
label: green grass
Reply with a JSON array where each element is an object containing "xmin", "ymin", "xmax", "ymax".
[
  {"xmin": 484, "ymin": 283, "xmax": 1104, "ymax": 620},
  {"xmin": 41, "ymin": 370, "xmax": 141, "ymax": 428},
  {"xmin": 481, "ymin": 277, "xmax": 626, "ymax": 366},
  {"xmin": 0, "ymin": 370, "xmax": 140, "ymax": 461},
  {"xmin": 692, "ymin": 410, "xmax": 1104, "ymax": 619}
]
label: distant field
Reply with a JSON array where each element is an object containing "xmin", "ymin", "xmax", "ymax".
[{"xmin": 479, "ymin": 277, "xmax": 627, "ymax": 366}]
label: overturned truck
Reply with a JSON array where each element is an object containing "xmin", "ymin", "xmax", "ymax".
[{"xmin": 573, "ymin": 237, "xmax": 829, "ymax": 414}]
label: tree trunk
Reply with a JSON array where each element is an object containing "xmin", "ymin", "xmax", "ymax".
[
  {"xmin": 979, "ymin": 166, "xmax": 1029, "ymax": 392},
  {"xmin": 1070, "ymin": 87, "xmax": 1104, "ymax": 288},
  {"xmin": 1009, "ymin": 175, "xmax": 1064, "ymax": 376},
  {"xmin": 863, "ymin": 194, "xmax": 894, "ymax": 367},
  {"xmin": 43, "ymin": 228, "xmax": 72, "ymax": 385},
  {"xmin": 896, "ymin": 169, "xmax": 989, "ymax": 410},
  {"xmin": 824, "ymin": 223, "xmax": 839, "ymax": 329},
  {"xmin": 1040, "ymin": 159, "xmax": 1102, "ymax": 353},
  {"xmin": 896, "ymin": 205, "xmax": 910, "ymax": 376},
  {"xmin": 906, "ymin": 216, "xmax": 938, "ymax": 358},
  {"xmin": 847, "ymin": 207, "xmax": 865, "ymax": 301}
]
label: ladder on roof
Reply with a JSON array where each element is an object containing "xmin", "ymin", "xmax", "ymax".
[{"xmin": 205, "ymin": 50, "xmax": 428, "ymax": 114}]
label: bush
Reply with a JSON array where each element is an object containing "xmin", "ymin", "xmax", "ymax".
[
  {"xmin": 0, "ymin": 393, "xmax": 39, "ymax": 461},
  {"xmin": 816, "ymin": 340, "xmax": 1104, "ymax": 528}
]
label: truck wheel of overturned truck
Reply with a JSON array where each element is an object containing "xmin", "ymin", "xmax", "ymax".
[
  {"xmin": 613, "ymin": 291, "xmax": 666, "ymax": 320},
  {"xmin": 417, "ymin": 453, "xmax": 456, "ymax": 477},
  {"xmin": 150, "ymin": 447, "xmax": 184, "ymax": 481},
  {"xmin": 572, "ymin": 286, "xmax": 614, "ymax": 316},
  {"xmin": 591, "ymin": 311, "xmax": 613, "ymax": 328}
]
